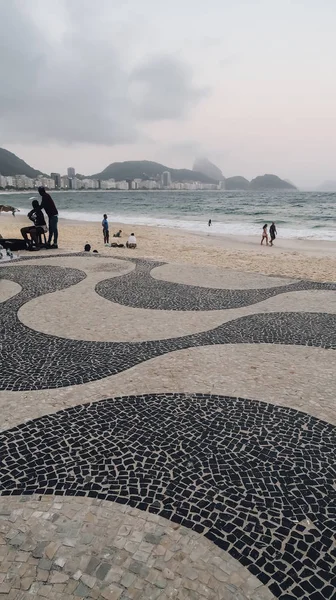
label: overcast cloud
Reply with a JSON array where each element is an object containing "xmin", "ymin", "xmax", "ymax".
[
  {"xmin": 1, "ymin": 0, "xmax": 336, "ymax": 185},
  {"xmin": 0, "ymin": 0, "xmax": 206, "ymax": 146}
]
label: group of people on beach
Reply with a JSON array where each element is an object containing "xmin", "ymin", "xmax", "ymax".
[
  {"xmin": 261, "ymin": 222, "xmax": 277, "ymax": 246},
  {"xmin": 209, "ymin": 218, "xmax": 277, "ymax": 246},
  {"xmin": 102, "ymin": 214, "xmax": 137, "ymax": 248},
  {"xmin": 20, "ymin": 187, "xmax": 59, "ymax": 250}
]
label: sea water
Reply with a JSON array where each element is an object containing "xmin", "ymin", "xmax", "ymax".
[{"xmin": 1, "ymin": 189, "xmax": 335, "ymax": 241}]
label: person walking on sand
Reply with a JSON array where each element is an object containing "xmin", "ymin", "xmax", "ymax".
[
  {"xmin": 261, "ymin": 223, "xmax": 268, "ymax": 245},
  {"xmin": 38, "ymin": 186, "xmax": 58, "ymax": 248},
  {"xmin": 102, "ymin": 214, "xmax": 109, "ymax": 245},
  {"xmin": 269, "ymin": 222, "xmax": 277, "ymax": 246}
]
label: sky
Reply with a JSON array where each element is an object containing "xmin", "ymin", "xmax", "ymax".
[{"xmin": 1, "ymin": 0, "xmax": 336, "ymax": 187}]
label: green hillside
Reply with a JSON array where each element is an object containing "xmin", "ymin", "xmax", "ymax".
[
  {"xmin": 249, "ymin": 174, "xmax": 296, "ymax": 190},
  {"xmin": 91, "ymin": 160, "xmax": 217, "ymax": 183},
  {"xmin": 0, "ymin": 147, "xmax": 42, "ymax": 178},
  {"xmin": 225, "ymin": 176, "xmax": 250, "ymax": 190}
]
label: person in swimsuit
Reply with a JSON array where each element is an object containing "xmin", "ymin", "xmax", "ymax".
[
  {"xmin": 269, "ymin": 222, "xmax": 277, "ymax": 246},
  {"xmin": 261, "ymin": 223, "xmax": 268, "ymax": 245}
]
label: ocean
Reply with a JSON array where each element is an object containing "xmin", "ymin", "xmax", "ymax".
[{"xmin": 1, "ymin": 189, "xmax": 335, "ymax": 241}]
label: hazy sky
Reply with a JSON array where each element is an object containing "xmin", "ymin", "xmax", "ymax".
[{"xmin": 1, "ymin": 0, "xmax": 336, "ymax": 186}]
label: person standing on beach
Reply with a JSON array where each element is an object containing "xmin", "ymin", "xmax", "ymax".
[
  {"xmin": 38, "ymin": 186, "xmax": 58, "ymax": 248},
  {"xmin": 269, "ymin": 222, "xmax": 277, "ymax": 246},
  {"xmin": 261, "ymin": 223, "xmax": 268, "ymax": 245},
  {"xmin": 208, "ymin": 219, "xmax": 212, "ymax": 227},
  {"xmin": 102, "ymin": 214, "xmax": 109, "ymax": 245}
]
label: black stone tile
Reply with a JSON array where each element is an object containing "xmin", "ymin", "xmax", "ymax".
[
  {"xmin": 1, "ymin": 256, "xmax": 335, "ymax": 391},
  {"xmin": 0, "ymin": 392, "xmax": 335, "ymax": 600}
]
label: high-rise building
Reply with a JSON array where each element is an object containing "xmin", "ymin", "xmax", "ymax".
[
  {"xmin": 161, "ymin": 171, "xmax": 172, "ymax": 188},
  {"xmin": 67, "ymin": 167, "xmax": 76, "ymax": 178},
  {"xmin": 51, "ymin": 173, "xmax": 61, "ymax": 189},
  {"xmin": 69, "ymin": 177, "xmax": 77, "ymax": 190}
]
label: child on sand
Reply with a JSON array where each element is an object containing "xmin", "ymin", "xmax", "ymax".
[
  {"xmin": 102, "ymin": 214, "xmax": 109, "ymax": 245},
  {"xmin": 261, "ymin": 224, "xmax": 268, "ymax": 245}
]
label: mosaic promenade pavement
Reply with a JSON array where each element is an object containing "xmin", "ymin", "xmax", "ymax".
[{"xmin": 0, "ymin": 253, "xmax": 335, "ymax": 600}]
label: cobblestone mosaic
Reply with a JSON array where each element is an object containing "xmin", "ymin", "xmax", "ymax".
[
  {"xmin": 95, "ymin": 259, "xmax": 336, "ymax": 311},
  {"xmin": 0, "ymin": 263, "xmax": 335, "ymax": 391},
  {"xmin": 1, "ymin": 253, "xmax": 335, "ymax": 599},
  {"xmin": 0, "ymin": 393, "xmax": 335, "ymax": 600},
  {"xmin": 0, "ymin": 495, "xmax": 270, "ymax": 600}
]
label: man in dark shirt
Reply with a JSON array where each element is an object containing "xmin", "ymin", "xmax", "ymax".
[
  {"xmin": 21, "ymin": 200, "xmax": 47, "ymax": 248},
  {"xmin": 269, "ymin": 222, "xmax": 277, "ymax": 246},
  {"xmin": 38, "ymin": 186, "xmax": 58, "ymax": 248}
]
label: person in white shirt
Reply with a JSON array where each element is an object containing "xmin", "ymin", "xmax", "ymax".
[{"xmin": 126, "ymin": 233, "xmax": 137, "ymax": 249}]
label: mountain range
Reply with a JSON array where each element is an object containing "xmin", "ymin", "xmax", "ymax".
[
  {"xmin": 192, "ymin": 158, "xmax": 296, "ymax": 190},
  {"xmin": 0, "ymin": 147, "xmax": 299, "ymax": 190},
  {"xmin": 91, "ymin": 160, "xmax": 215, "ymax": 184}
]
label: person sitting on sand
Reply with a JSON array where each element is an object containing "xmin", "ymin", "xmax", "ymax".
[
  {"xmin": 21, "ymin": 200, "xmax": 47, "ymax": 249},
  {"xmin": 102, "ymin": 214, "xmax": 109, "ymax": 244},
  {"xmin": 269, "ymin": 222, "xmax": 277, "ymax": 246},
  {"xmin": 261, "ymin": 223, "xmax": 268, "ymax": 245},
  {"xmin": 113, "ymin": 229, "xmax": 122, "ymax": 238},
  {"xmin": 126, "ymin": 233, "xmax": 137, "ymax": 249}
]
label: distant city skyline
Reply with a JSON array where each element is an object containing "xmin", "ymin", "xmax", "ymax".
[{"xmin": 1, "ymin": 0, "xmax": 336, "ymax": 188}]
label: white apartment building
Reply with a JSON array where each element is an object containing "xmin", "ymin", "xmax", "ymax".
[
  {"xmin": 115, "ymin": 180, "xmax": 128, "ymax": 190},
  {"xmin": 161, "ymin": 171, "xmax": 172, "ymax": 188},
  {"xmin": 38, "ymin": 177, "xmax": 56, "ymax": 189},
  {"xmin": 139, "ymin": 180, "xmax": 159, "ymax": 189},
  {"xmin": 0, "ymin": 175, "xmax": 8, "ymax": 188},
  {"xmin": 100, "ymin": 179, "xmax": 116, "ymax": 190},
  {"xmin": 60, "ymin": 176, "xmax": 69, "ymax": 189},
  {"xmin": 81, "ymin": 178, "xmax": 100, "ymax": 190}
]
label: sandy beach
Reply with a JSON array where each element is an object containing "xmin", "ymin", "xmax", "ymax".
[{"xmin": 1, "ymin": 213, "xmax": 335, "ymax": 281}]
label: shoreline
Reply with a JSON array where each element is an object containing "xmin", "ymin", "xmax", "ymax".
[{"xmin": 1, "ymin": 214, "xmax": 336, "ymax": 281}]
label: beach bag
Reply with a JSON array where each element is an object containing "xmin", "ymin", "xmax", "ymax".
[{"xmin": 0, "ymin": 238, "xmax": 27, "ymax": 251}]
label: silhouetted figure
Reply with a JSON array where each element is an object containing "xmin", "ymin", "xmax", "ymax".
[
  {"xmin": 208, "ymin": 219, "xmax": 212, "ymax": 227},
  {"xmin": 269, "ymin": 222, "xmax": 277, "ymax": 246},
  {"xmin": 21, "ymin": 200, "xmax": 47, "ymax": 249},
  {"xmin": 38, "ymin": 186, "xmax": 58, "ymax": 248}
]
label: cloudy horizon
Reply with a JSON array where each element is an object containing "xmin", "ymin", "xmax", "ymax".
[{"xmin": 1, "ymin": 0, "xmax": 336, "ymax": 187}]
